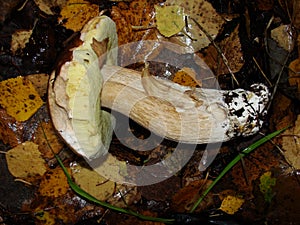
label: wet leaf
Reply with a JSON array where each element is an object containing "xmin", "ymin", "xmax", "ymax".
[
  {"xmin": 110, "ymin": 0, "xmax": 156, "ymax": 45},
  {"xmin": 165, "ymin": 0, "xmax": 225, "ymax": 51},
  {"xmin": 288, "ymin": 58, "xmax": 300, "ymax": 99},
  {"xmin": 171, "ymin": 180, "xmax": 214, "ymax": 213},
  {"xmin": 59, "ymin": 0, "xmax": 99, "ymax": 32},
  {"xmin": 199, "ymin": 24, "xmax": 244, "ymax": 76},
  {"xmin": 271, "ymin": 24, "xmax": 295, "ymax": 52},
  {"xmin": 219, "ymin": 195, "xmax": 244, "ymax": 215},
  {"xmin": 155, "ymin": 5, "xmax": 185, "ymax": 37},
  {"xmin": 171, "ymin": 67, "xmax": 202, "ymax": 87},
  {"xmin": 5, "ymin": 141, "xmax": 47, "ymax": 179},
  {"xmin": 34, "ymin": 121, "xmax": 65, "ymax": 159},
  {"xmin": 38, "ymin": 166, "xmax": 69, "ymax": 197},
  {"xmin": 281, "ymin": 115, "xmax": 300, "ymax": 170},
  {"xmin": 25, "ymin": 73, "xmax": 50, "ymax": 98},
  {"xmin": 259, "ymin": 171, "xmax": 276, "ymax": 203},
  {"xmin": 0, "ymin": 77, "xmax": 44, "ymax": 121}
]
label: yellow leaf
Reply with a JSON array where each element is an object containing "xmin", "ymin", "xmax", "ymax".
[
  {"xmin": 172, "ymin": 67, "xmax": 201, "ymax": 87},
  {"xmin": 0, "ymin": 77, "xmax": 43, "ymax": 121},
  {"xmin": 165, "ymin": 0, "xmax": 225, "ymax": 51},
  {"xmin": 38, "ymin": 166, "xmax": 70, "ymax": 197},
  {"xmin": 59, "ymin": 0, "xmax": 99, "ymax": 32},
  {"xmin": 5, "ymin": 141, "xmax": 47, "ymax": 179},
  {"xmin": 219, "ymin": 195, "xmax": 244, "ymax": 215},
  {"xmin": 155, "ymin": 5, "xmax": 185, "ymax": 37}
]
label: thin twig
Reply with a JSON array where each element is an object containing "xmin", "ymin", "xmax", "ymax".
[
  {"xmin": 252, "ymin": 56, "xmax": 273, "ymax": 86},
  {"xmin": 191, "ymin": 17, "xmax": 239, "ymax": 86}
]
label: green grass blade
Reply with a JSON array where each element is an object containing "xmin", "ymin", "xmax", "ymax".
[
  {"xmin": 189, "ymin": 127, "xmax": 288, "ymax": 213},
  {"xmin": 55, "ymin": 154, "xmax": 175, "ymax": 223}
]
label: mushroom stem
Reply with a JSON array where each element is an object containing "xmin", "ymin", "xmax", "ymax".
[{"xmin": 100, "ymin": 64, "xmax": 269, "ymax": 144}]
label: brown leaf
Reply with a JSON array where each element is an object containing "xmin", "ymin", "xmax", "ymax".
[
  {"xmin": 199, "ymin": 24, "xmax": 244, "ymax": 76},
  {"xmin": 110, "ymin": 0, "xmax": 157, "ymax": 45},
  {"xmin": 38, "ymin": 166, "xmax": 70, "ymax": 197},
  {"xmin": 171, "ymin": 179, "xmax": 214, "ymax": 212},
  {"xmin": 280, "ymin": 115, "xmax": 300, "ymax": 170}
]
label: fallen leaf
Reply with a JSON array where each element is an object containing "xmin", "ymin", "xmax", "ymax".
[
  {"xmin": 0, "ymin": 77, "xmax": 44, "ymax": 121},
  {"xmin": 5, "ymin": 141, "xmax": 47, "ymax": 179},
  {"xmin": 38, "ymin": 166, "xmax": 70, "ymax": 197},
  {"xmin": 34, "ymin": 0, "xmax": 67, "ymax": 15},
  {"xmin": 219, "ymin": 195, "xmax": 244, "ymax": 215},
  {"xmin": 0, "ymin": 108, "xmax": 24, "ymax": 146},
  {"xmin": 171, "ymin": 179, "xmax": 214, "ymax": 212},
  {"xmin": 199, "ymin": 24, "xmax": 244, "ymax": 76},
  {"xmin": 259, "ymin": 171, "xmax": 276, "ymax": 203},
  {"xmin": 25, "ymin": 73, "xmax": 50, "ymax": 98},
  {"xmin": 34, "ymin": 121, "xmax": 65, "ymax": 159},
  {"xmin": 59, "ymin": 0, "xmax": 99, "ymax": 32},
  {"xmin": 155, "ymin": 5, "xmax": 185, "ymax": 38},
  {"xmin": 271, "ymin": 24, "xmax": 295, "ymax": 52},
  {"xmin": 281, "ymin": 114, "xmax": 300, "ymax": 170},
  {"xmin": 172, "ymin": 67, "xmax": 202, "ymax": 87},
  {"xmin": 288, "ymin": 58, "xmax": 300, "ymax": 96},
  {"xmin": 165, "ymin": 0, "xmax": 225, "ymax": 51},
  {"xmin": 10, "ymin": 29, "xmax": 33, "ymax": 54}
]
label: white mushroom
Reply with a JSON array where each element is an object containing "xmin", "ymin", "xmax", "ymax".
[{"xmin": 48, "ymin": 15, "xmax": 269, "ymax": 160}]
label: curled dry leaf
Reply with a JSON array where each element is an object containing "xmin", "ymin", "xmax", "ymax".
[
  {"xmin": 5, "ymin": 141, "xmax": 47, "ymax": 179},
  {"xmin": 0, "ymin": 77, "xmax": 43, "ymax": 122}
]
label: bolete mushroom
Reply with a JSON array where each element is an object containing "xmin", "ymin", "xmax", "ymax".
[{"xmin": 48, "ymin": 15, "xmax": 269, "ymax": 160}]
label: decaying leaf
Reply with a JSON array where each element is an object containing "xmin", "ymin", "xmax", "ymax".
[
  {"xmin": 155, "ymin": 5, "xmax": 185, "ymax": 38},
  {"xmin": 25, "ymin": 73, "xmax": 50, "ymax": 98},
  {"xmin": 164, "ymin": 0, "xmax": 225, "ymax": 51},
  {"xmin": 34, "ymin": 0, "xmax": 67, "ymax": 15},
  {"xmin": 219, "ymin": 195, "xmax": 244, "ymax": 215},
  {"xmin": 259, "ymin": 171, "xmax": 276, "ymax": 203},
  {"xmin": 199, "ymin": 24, "xmax": 244, "ymax": 76},
  {"xmin": 172, "ymin": 67, "xmax": 202, "ymax": 87},
  {"xmin": 0, "ymin": 77, "xmax": 44, "ymax": 121},
  {"xmin": 71, "ymin": 160, "xmax": 139, "ymax": 207},
  {"xmin": 34, "ymin": 121, "xmax": 65, "ymax": 159},
  {"xmin": 288, "ymin": 58, "xmax": 300, "ymax": 98},
  {"xmin": 0, "ymin": 108, "xmax": 24, "ymax": 146},
  {"xmin": 271, "ymin": 24, "xmax": 295, "ymax": 52},
  {"xmin": 38, "ymin": 166, "xmax": 70, "ymax": 197},
  {"xmin": 281, "ymin": 114, "xmax": 300, "ymax": 170},
  {"xmin": 10, "ymin": 29, "xmax": 33, "ymax": 54},
  {"xmin": 171, "ymin": 179, "xmax": 214, "ymax": 212},
  {"xmin": 110, "ymin": 0, "xmax": 156, "ymax": 45},
  {"xmin": 5, "ymin": 141, "xmax": 47, "ymax": 179},
  {"xmin": 59, "ymin": 0, "xmax": 99, "ymax": 32}
]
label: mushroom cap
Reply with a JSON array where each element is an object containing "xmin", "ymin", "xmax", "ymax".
[{"xmin": 48, "ymin": 15, "xmax": 118, "ymax": 160}]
